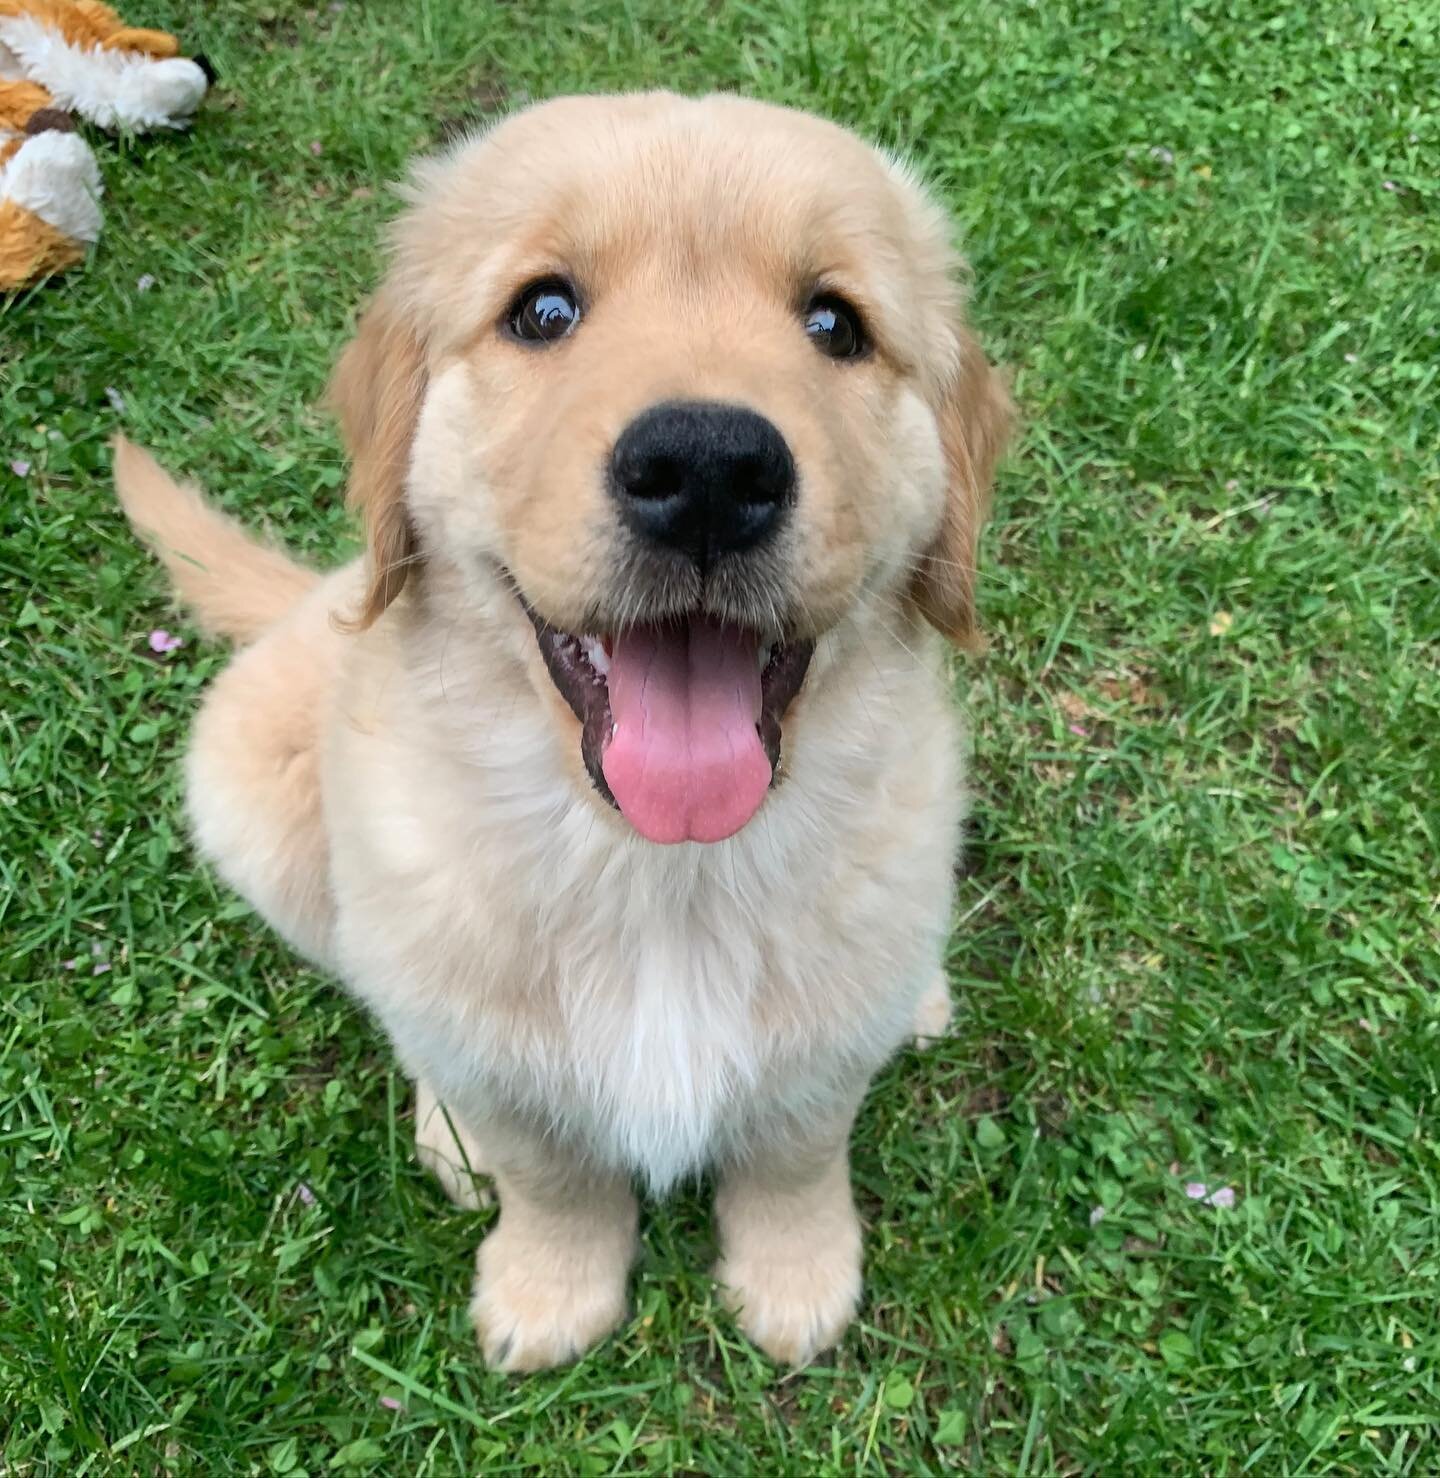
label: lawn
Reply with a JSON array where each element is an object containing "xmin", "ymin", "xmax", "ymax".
[{"xmin": 2, "ymin": 0, "xmax": 1438, "ymax": 1472}]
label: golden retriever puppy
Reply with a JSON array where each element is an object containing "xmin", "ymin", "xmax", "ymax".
[{"xmin": 114, "ymin": 90, "xmax": 1012, "ymax": 1372}]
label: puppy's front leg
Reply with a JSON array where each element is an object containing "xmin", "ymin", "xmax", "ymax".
[
  {"xmin": 469, "ymin": 1126, "xmax": 637, "ymax": 1373},
  {"xmin": 714, "ymin": 1109, "xmax": 863, "ymax": 1366},
  {"xmin": 414, "ymin": 1078, "xmax": 492, "ymax": 1209}
]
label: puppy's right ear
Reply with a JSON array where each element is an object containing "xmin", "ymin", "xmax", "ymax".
[
  {"xmin": 328, "ymin": 285, "xmax": 427, "ymax": 629},
  {"xmin": 909, "ymin": 327, "xmax": 1014, "ymax": 651}
]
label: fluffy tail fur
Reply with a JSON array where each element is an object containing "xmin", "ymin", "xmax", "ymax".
[{"xmin": 113, "ymin": 436, "xmax": 319, "ymax": 643}]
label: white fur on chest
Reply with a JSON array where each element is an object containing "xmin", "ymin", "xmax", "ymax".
[
  {"xmin": 325, "ymin": 624, "xmax": 963, "ymax": 1191},
  {"xmin": 511, "ymin": 870, "xmax": 778, "ymax": 1188}
]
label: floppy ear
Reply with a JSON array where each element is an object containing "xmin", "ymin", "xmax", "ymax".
[
  {"xmin": 910, "ymin": 328, "xmax": 1015, "ymax": 650},
  {"xmin": 328, "ymin": 286, "xmax": 427, "ymax": 630}
]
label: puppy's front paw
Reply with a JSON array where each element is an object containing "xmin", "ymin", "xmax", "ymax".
[
  {"xmin": 717, "ymin": 1233, "xmax": 861, "ymax": 1367},
  {"xmin": 470, "ymin": 1223, "xmax": 630, "ymax": 1372}
]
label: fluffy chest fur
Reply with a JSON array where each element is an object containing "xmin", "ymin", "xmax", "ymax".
[{"xmin": 323, "ymin": 611, "xmax": 964, "ymax": 1191}]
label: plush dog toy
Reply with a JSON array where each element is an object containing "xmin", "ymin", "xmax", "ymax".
[{"xmin": 0, "ymin": 0, "xmax": 209, "ymax": 289}]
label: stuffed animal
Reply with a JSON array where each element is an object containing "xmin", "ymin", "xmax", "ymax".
[{"xmin": 0, "ymin": 0, "xmax": 209, "ymax": 289}]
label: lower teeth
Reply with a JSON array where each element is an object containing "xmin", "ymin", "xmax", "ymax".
[{"xmin": 580, "ymin": 635, "xmax": 609, "ymax": 676}]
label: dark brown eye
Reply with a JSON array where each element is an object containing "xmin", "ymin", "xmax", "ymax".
[
  {"xmin": 508, "ymin": 280, "xmax": 580, "ymax": 343},
  {"xmin": 803, "ymin": 294, "xmax": 865, "ymax": 359}
]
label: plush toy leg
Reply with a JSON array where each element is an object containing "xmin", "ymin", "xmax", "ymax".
[
  {"xmin": 0, "ymin": 10, "xmax": 207, "ymax": 134},
  {"xmin": 0, "ymin": 128, "xmax": 101, "ymax": 290}
]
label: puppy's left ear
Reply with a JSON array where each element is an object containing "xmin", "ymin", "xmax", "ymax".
[
  {"xmin": 328, "ymin": 285, "xmax": 428, "ymax": 630},
  {"xmin": 910, "ymin": 328, "xmax": 1015, "ymax": 650}
]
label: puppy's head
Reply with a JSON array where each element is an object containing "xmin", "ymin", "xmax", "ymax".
[{"xmin": 331, "ymin": 92, "xmax": 1012, "ymax": 845}]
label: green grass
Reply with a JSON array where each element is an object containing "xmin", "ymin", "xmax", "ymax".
[{"xmin": 3, "ymin": 0, "xmax": 1438, "ymax": 1471}]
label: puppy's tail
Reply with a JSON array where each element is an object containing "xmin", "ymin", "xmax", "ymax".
[{"xmin": 113, "ymin": 436, "xmax": 320, "ymax": 644}]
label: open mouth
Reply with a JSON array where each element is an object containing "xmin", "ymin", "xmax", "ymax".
[{"xmin": 519, "ymin": 597, "xmax": 814, "ymax": 845}]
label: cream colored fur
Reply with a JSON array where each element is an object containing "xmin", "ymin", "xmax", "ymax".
[{"xmin": 113, "ymin": 91, "xmax": 1011, "ymax": 1373}]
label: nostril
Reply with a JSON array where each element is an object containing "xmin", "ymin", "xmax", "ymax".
[{"xmin": 620, "ymin": 453, "xmax": 685, "ymax": 502}]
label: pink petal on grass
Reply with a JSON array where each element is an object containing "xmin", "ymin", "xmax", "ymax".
[
  {"xmin": 10, "ymin": 459, "xmax": 30, "ymax": 477},
  {"xmin": 379, "ymin": 1396, "xmax": 403, "ymax": 1411},
  {"xmin": 148, "ymin": 629, "xmax": 183, "ymax": 654},
  {"xmin": 1185, "ymin": 1180, "xmax": 1236, "ymax": 1208},
  {"xmin": 1068, "ymin": 723, "xmax": 1088, "ymax": 736},
  {"xmin": 297, "ymin": 1183, "xmax": 316, "ymax": 1207},
  {"xmin": 92, "ymin": 961, "xmax": 111, "ymax": 975}
]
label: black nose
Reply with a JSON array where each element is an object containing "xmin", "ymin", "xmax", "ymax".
[{"xmin": 610, "ymin": 401, "xmax": 795, "ymax": 570}]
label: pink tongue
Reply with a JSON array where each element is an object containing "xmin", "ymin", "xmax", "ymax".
[{"xmin": 602, "ymin": 617, "xmax": 772, "ymax": 844}]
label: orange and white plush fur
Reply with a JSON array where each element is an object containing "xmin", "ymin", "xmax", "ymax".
[
  {"xmin": 115, "ymin": 91, "xmax": 1012, "ymax": 1372},
  {"xmin": 0, "ymin": 1, "xmax": 206, "ymax": 132}
]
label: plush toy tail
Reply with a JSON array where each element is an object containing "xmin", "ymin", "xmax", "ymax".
[{"xmin": 113, "ymin": 436, "xmax": 319, "ymax": 643}]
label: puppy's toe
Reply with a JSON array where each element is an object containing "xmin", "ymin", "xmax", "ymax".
[
  {"xmin": 470, "ymin": 1226, "xmax": 629, "ymax": 1373},
  {"xmin": 717, "ymin": 1240, "xmax": 862, "ymax": 1368},
  {"xmin": 911, "ymin": 971, "xmax": 952, "ymax": 1048}
]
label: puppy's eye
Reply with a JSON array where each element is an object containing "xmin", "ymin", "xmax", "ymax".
[
  {"xmin": 803, "ymin": 295, "xmax": 865, "ymax": 359},
  {"xmin": 508, "ymin": 281, "xmax": 581, "ymax": 343}
]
